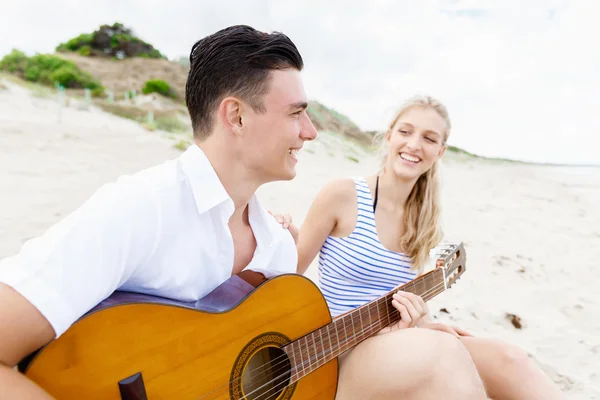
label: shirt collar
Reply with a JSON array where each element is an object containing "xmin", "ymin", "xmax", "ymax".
[
  {"xmin": 179, "ymin": 144, "xmax": 231, "ymax": 216},
  {"xmin": 248, "ymin": 195, "xmax": 278, "ymax": 249},
  {"xmin": 178, "ymin": 144, "xmax": 278, "ymax": 246}
]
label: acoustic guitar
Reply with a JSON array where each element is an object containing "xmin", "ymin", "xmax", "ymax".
[{"xmin": 20, "ymin": 242, "xmax": 466, "ymax": 399}]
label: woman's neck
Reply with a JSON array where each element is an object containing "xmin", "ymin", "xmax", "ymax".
[{"xmin": 376, "ymin": 169, "xmax": 418, "ymax": 213}]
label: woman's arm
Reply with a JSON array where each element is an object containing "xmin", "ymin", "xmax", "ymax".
[
  {"xmin": 295, "ymin": 179, "xmax": 355, "ymax": 274},
  {"xmin": 270, "ymin": 179, "xmax": 357, "ymax": 275}
]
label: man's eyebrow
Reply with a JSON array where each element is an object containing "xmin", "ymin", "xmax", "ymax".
[{"xmin": 288, "ymin": 101, "xmax": 308, "ymax": 111}]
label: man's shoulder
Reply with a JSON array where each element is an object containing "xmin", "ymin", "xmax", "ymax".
[
  {"xmin": 128, "ymin": 158, "xmax": 184, "ymax": 192},
  {"xmin": 77, "ymin": 157, "xmax": 188, "ymax": 223},
  {"xmin": 110, "ymin": 157, "xmax": 195, "ymax": 209}
]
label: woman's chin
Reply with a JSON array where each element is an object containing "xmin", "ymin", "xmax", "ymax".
[{"xmin": 391, "ymin": 163, "xmax": 423, "ymax": 181}]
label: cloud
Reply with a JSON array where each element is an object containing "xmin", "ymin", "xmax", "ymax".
[{"xmin": 0, "ymin": 0, "xmax": 598, "ymax": 164}]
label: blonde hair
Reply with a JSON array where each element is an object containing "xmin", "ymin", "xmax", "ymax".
[{"xmin": 377, "ymin": 95, "xmax": 451, "ymax": 273}]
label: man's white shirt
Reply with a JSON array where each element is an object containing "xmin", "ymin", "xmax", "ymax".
[{"xmin": 0, "ymin": 144, "xmax": 298, "ymax": 337}]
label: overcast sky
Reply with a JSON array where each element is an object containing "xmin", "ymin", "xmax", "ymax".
[{"xmin": 1, "ymin": 0, "xmax": 598, "ymax": 165}]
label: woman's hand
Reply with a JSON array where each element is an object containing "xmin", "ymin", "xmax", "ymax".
[
  {"xmin": 417, "ymin": 321, "xmax": 474, "ymax": 338},
  {"xmin": 269, "ymin": 212, "xmax": 299, "ymax": 244},
  {"xmin": 380, "ymin": 291, "xmax": 429, "ymax": 333}
]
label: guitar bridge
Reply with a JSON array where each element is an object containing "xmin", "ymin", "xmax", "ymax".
[{"xmin": 118, "ymin": 372, "xmax": 148, "ymax": 400}]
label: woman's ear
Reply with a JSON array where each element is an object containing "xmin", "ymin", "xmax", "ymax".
[
  {"xmin": 437, "ymin": 144, "xmax": 447, "ymax": 159},
  {"xmin": 385, "ymin": 129, "xmax": 392, "ymax": 143}
]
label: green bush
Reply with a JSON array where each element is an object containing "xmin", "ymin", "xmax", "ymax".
[
  {"xmin": 56, "ymin": 22, "xmax": 165, "ymax": 60},
  {"xmin": 50, "ymin": 66, "xmax": 81, "ymax": 87},
  {"xmin": 0, "ymin": 49, "xmax": 103, "ymax": 93},
  {"xmin": 24, "ymin": 65, "xmax": 41, "ymax": 81},
  {"xmin": 142, "ymin": 79, "xmax": 174, "ymax": 98},
  {"xmin": 0, "ymin": 49, "xmax": 28, "ymax": 73},
  {"xmin": 70, "ymin": 34, "xmax": 93, "ymax": 50},
  {"xmin": 77, "ymin": 45, "xmax": 92, "ymax": 56},
  {"xmin": 55, "ymin": 34, "xmax": 94, "ymax": 52}
]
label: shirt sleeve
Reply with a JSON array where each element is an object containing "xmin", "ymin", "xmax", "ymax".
[{"xmin": 0, "ymin": 175, "xmax": 160, "ymax": 338}]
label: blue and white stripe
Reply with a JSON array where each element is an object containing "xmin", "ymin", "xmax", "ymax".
[{"xmin": 318, "ymin": 177, "xmax": 417, "ymax": 317}]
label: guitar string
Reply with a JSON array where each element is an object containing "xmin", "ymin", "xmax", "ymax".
[
  {"xmin": 198, "ymin": 281, "xmax": 446, "ymax": 400},
  {"xmin": 205, "ymin": 285, "xmax": 448, "ymax": 400},
  {"xmin": 195, "ymin": 282, "xmax": 446, "ymax": 400},
  {"xmin": 245, "ymin": 273, "xmax": 443, "ymax": 385},
  {"xmin": 219, "ymin": 248, "xmax": 457, "ymax": 399},
  {"xmin": 239, "ymin": 311, "xmax": 397, "ymax": 400},
  {"xmin": 193, "ymin": 277, "xmax": 444, "ymax": 400},
  {"xmin": 243, "ymin": 285, "xmax": 447, "ymax": 400},
  {"xmin": 284, "ymin": 275, "xmax": 444, "ymax": 379},
  {"xmin": 240, "ymin": 285, "xmax": 448, "ymax": 400}
]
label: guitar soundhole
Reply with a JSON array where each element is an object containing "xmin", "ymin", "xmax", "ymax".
[{"xmin": 241, "ymin": 346, "xmax": 291, "ymax": 400}]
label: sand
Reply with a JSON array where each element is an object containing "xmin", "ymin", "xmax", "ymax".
[{"xmin": 1, "ymin": 77, "xmax": 598, "ymax": 398}]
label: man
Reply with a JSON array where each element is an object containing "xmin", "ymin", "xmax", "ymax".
[{"xmin": 0, "ymin": 25, "xmax": 487, "ymax": 399}]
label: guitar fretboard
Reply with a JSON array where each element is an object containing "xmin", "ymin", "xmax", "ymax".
[{"xmin": 284, "ymin": 268, "xmax": 446, "ymax": 382}]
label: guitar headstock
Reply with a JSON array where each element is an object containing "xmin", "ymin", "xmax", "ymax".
[{"xmin": 434, "ymin": 242, "xmax": 466, "ymax": 290}]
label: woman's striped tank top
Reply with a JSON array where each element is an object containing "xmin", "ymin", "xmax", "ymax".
[{"xmin": 318, "ymin": 177, "xmax": 417, "ymax": 317}]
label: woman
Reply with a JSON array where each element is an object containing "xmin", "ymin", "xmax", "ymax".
[{"xmin": 274, "ymin": 95, "xmax": 564, "ymax": 400}]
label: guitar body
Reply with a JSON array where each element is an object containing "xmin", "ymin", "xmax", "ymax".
[{"xmin": 22, "ymin": 274, "xmax": 339, "ymax": 400}]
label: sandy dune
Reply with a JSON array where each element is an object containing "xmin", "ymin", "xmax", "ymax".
[{"xmin": 1, "ymin": 78, "xmax": 598, "ymax": 398}]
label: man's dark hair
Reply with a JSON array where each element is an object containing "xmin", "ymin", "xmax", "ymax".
[{"xmin": 185, "ymin": 25, "xmax": 304, "ymax": 139}]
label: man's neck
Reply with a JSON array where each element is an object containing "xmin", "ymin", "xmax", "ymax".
[{"xmin": 195, "ymin": 137, "xmax": 261, "ymax": 214}]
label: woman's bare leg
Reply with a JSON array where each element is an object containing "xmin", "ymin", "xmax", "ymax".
[
  {"xmin": 460, "ymin": 337, "xmax": 565, "ymax": 400},
  {"xmin": 335, "ymin": 328, "xmax": 488, "ymax": 400}
]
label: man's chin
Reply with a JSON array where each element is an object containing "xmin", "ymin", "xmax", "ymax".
[
  {"xmin": 278, "ymin": 168, "xmax": 297, "ymax": 182},
  {"xmin": 281, "ymin": 170, "xmax": 296, "ymax": 181},
  {"xmin": 262, "ymin": 169, "xmax": 296, "ymax": 184}
]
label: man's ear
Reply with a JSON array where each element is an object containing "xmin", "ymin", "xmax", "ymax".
[{"xmin": 219, "ymin": 96, "xmax": 244, "ymax": 136}]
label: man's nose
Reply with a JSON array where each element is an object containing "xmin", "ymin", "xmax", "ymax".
[{"xmin": 300, "ymin": 113, "xmax": 318, "ymax": 141}]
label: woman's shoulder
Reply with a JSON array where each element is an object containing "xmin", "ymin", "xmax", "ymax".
[
  {"xmin": 312, "ymin": 176, "xmax": 376, "ymax": 215},
  {"xmin": 317, "ymin": 176, "xmax": 368, "ymax": 202}
]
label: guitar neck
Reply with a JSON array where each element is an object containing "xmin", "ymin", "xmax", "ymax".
[{"xmin": 285, "ymin": 268, "xmax": 446, "ymax": 382}]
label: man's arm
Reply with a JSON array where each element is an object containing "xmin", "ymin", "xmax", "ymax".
[
  {"xmin": 0, "ymin": 284, "xmax": 55, "ymax": 399},
  {"xmin": 0, "ymin": 175, "xmax": 160, "ymax": 398}
]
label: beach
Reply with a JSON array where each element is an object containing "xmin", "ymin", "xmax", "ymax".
[{"xmin": 1, "ymin": 77, "xmax": 598, "ymax": 398}]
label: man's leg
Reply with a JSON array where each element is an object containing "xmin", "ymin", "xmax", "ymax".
[
  {"xmin": 335, "ymin": 328, "xmax": 488, "ymax": 400},
  {"xmin": 460, "ymin": 336, "xmax": 565, "ymax": 400}
]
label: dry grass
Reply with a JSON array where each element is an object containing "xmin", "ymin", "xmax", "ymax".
[
  {"xmin": 0, "ymin": 73, "xmax": 55, "ymax": 97},
  {"xmin": 59, "ymin": 53, "xmax": 189, "ymax": 99},
  {"xmin": 93, "ymin": 99, "xmax": 191, "ymax": 134}
]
